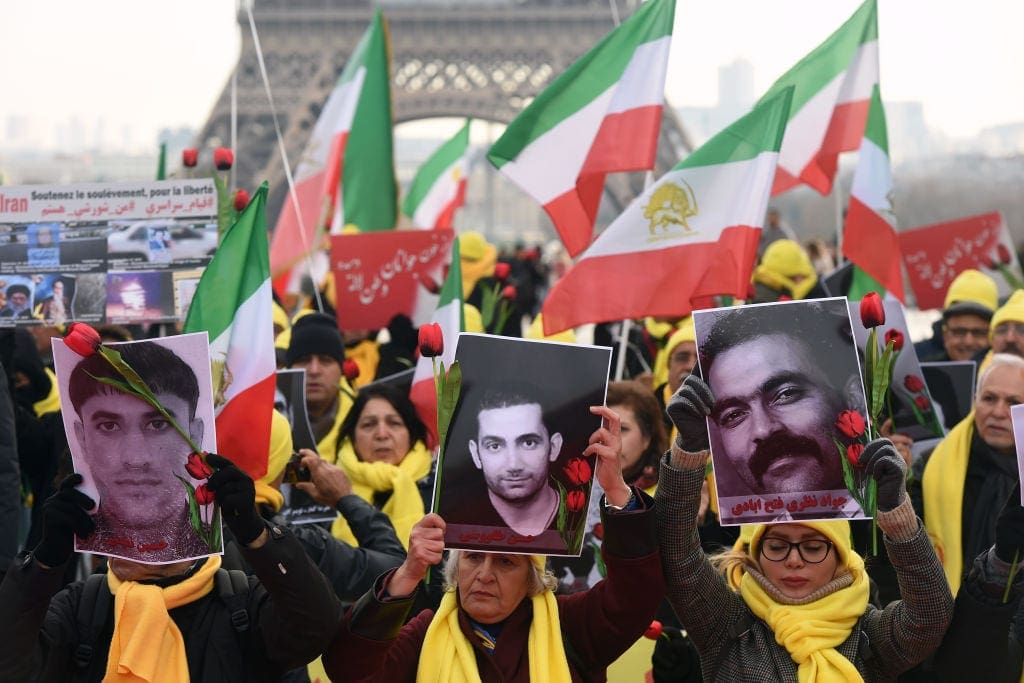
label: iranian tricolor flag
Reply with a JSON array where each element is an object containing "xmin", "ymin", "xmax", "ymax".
[
  {"xmin": 842, "ymin": 85, "xmax": 904, "ymax": 302},
  {"xmin": 403, "ymin": 119, "xmax": 471, "ymax": 230},
  {"xmin": 764, "ymin": 0, "xmax": 878, "ymax": 196},
  {"xmin": 409, "ymin": 238, "xmax": 464, "ymax": 448},
  {"xmin": 269, "ymin": 9, "xmax": 396, "ymax": 283},
  {"xmin": 487, "ymin": 0, "xmax": 675, "ymax": 257},
  {"xmin": 541, "ymin": 88, "xmax": 794, "ymax": 336},
  {"xmin": 184, "ymin": 183, "xmax": 277, "ymax": 479}
]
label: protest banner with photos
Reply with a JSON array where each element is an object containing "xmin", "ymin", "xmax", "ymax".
[
  {"xmin": 847, "ymin": 299, "xmax": 945, "ymax": 442},
  {"xmin": 693, "ymin": 298, "xmax": 870, "ymax": 526},
  {"xmin": 53, "ymin": 331, "xmax": 222, "ymax": 564},
  {"xmin": 899, "ymin": 211, "xmax": 1022, "ymax": 310},
  {"xmin": 0, "ymin": 179, "xmax": 219, "ymax": 327},
  {"xmin": 329, "ymin": 229, "xmax": 454, "ymax": 331},
  {"xmin": 437, "ymin": 334, "xmax": 611, "ymax": 556}
]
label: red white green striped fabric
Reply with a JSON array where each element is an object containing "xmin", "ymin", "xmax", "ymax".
[
  {"xmin": 184, "ymin": 183, "xmax": 276, "ymax": 479},
  {"xmin": 403, "ymin": 120, "xmax": 471, "ymax": 230},
  {"xmin": 269, "ymin": 9, "xmax": 396, "ymax": 281},
  {"xmin": 541, "ymin": 88, "xmax": 794, "ymax": 335},
  {"xmin": 762, "ymin": 0, "xmax": 878, "ymax": 196},
  {"xmin": 409, "ymin": 238, "xmax": 464, "ymax": 448},
  {"xmin": 842, "ymin": 85, "xmax": 904, "ymax": 302},
  {"xmin": 487, "ymin": 0, "xmax": 676, "ymax": 257}
]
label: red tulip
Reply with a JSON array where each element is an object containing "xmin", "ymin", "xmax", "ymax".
[
  {"xmin": 181, "ymin": 148, "xmax": 198, "ymax": 168},
  {"xmin": 915, "ymin": 395, "xmax": 931, "ymax": 411},
  {"xmin": 644, "ymin": 620, "xmax": 663, "ymax": 640},
  {"xmin": 846, "ymin": 442, "xmax": 865, "ymax": 467},
  {"xmin": 592, "ymin": 522, "xmax": 604, "ymax": 541},
  {"xmin": 981, "ymin": 255, "xmax": 997, "ymax": 270},
  {"xmin": 778, "ymin": 295, "xmax": 793, "ymax": 302},
  {"xmin": 185, "ymin": 452, "xmax": 213, "ymax": 480},
  {"xmin": 195, "ymin": 484, "xmax": 214, "ymax": 506},
  {"xmin": 566, "ymin": 489, "xmax": 586, "ymax": 513},
  {"xmin": 494, "ymin": 262, "xmax": 511, "ymax": 281},
  {"xmin": 859, "ymin": 292, "xmax": 885, "ymax": 328},
  {"xmin": 501, "ymin": 285, "xmax": 516, "ymax": 301},
  {"xmin": 563, "ymin": 457, "xmax": 592, "ymax": 486},
  {"xmin": 418, "ymin": 323, "xmax": 443, "ymax": 358},
  {"xmin": 233, "ymin": 189, "xmax": 250, "ymax": 212},
  {"xmin": 884, "ymin": 328, "xmax": 905, "ymax": 351},
  {"xmin": 904, "ymin": 375, "xmax": 925, "ymax": 393},
  {"xmin": 835, "ymin": 410, "xmax": 866, "ymax": 440},
  {"xmin": 342, "ymin": 359, "xmax": 360, "ymax": 382},
  {"xmin": 213, "ymin": 147, "xmax": 234, "ymax": 171},
  {"xmin": 998, "ymin": 243, "xmax": 1013, "ymax": 266},
  {"xmin": 64, "ymin": 322, "xmax": 101, "ymax": 357}
]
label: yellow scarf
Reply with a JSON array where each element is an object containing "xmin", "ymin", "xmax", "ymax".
[
  {"xmin": 104, "ymin": 555, "xmax": 221, "ymax": 683},
  {"xmin": 921, "ymin": 412, "xmax": 976, "ymax": 595},
  {"xmin": 416, "ymin": 589, "xmax": 571, "ymax": 683},
  {"xmin": 315, "ymin": 385, "xmax": 356, "ymax": 466},
  {"xmin": 33, "ymin": 367, "xmax": 61, "ymax": 416},
  {"xmin": 740, "ymin": 563, "xmax": 868, "ymax": 683},
  {"xmin": 346, "ymin": 339, "xmax": 380, "ymax": 389},
  {"xmin": 332, "ymin": 438, "xmax": 432, "ymax": 548},
  {"xmin": 254, "ymin": 481, "xmax": 285, "ymax": 512}
]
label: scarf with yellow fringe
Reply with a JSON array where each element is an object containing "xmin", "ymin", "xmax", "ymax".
[
  {"xmin": 921, "ymin": 412, "xmax": 975, "ymax": 594},
  {"xmin": 417, "ymin": 586, "xmax": 570, "ymax": 682},
  {"xmin": 332, "ymin": 438, "xmax": 431, "ymax": 548},
  {"xmin": 104, "ymin": 555, "xmax": 221, "ymax": 683}
]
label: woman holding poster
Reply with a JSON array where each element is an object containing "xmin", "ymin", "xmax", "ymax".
[
  {"xmin": 323, "ymin": 406, "xmax": 664, "ymax": 682},
  {"xmin": 656, "ymin": 376, "xmax": 953, "ymax": 682}
]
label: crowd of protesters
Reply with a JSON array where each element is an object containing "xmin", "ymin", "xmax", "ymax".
[{"xmin": 0, "ymin": 222, "xmax": 1022, "ymax": 683}]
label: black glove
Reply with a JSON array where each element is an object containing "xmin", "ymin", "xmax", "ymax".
[
  {"xmin": 665, "ymin": 375, "xmax": 714, "ymax": 452},
  {"xmin": 651, "ymin": 626, "xmax": 702, "ymax": 683},
  {"xmin": 206, "ymin": 453, "xmax": 265, "ymax": 545},
  {"xmin": 996, "ymin": 485, "xmax": 1024, "ymax": 563},
  {"xmin": 34, "ymin": 474, "xmax": 95, "ymax": 567},
  {"xmin": 858, "ymin": 438, "xmax": 907, "ymax": 512}
]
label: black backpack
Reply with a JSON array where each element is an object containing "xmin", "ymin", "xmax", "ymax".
[{"xmin": 72, "ymin": 568, "xmax": 251, "ymax": 675}]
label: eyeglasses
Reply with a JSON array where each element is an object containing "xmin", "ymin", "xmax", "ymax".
[
  {"xmin": 759, "ymin": 537, "xmax": 834, "ymax": 564},
  {"xmin": 945, "ymin": 326, "xmax": 990, "ymax": 340},
  {"xmin": 993, "ymin": 323, "xmax": 1024, "ymax": 338}
]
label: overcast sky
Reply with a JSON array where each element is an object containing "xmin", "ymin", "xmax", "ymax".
[{"xmin": 1, "ymin": 0, "xmax": 1020, "ymax": 150}]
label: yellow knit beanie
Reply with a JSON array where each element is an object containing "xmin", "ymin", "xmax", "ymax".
[
  {"xmin": 990, "ymin": 289, "xmax": 1024, "ymax": 341},
  {"xmin": 943, "ymin": 269, "xmax": 998, "ymax": 318}
]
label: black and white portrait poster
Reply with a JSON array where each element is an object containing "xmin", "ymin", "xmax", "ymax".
[
  {"xmin": 54, "ymin": 332, "xmax": 222, "ymax": 563},
  {"xmin": 437, "ymin": 334, "xmax": 611, "ymax": 556},
  {"xmin": 693, "ymin": 298, "xmax": 870, "ymax": 525},
  {"xmin": 275, "ymin": 368, "xmax": 336, "ymax": 525}
]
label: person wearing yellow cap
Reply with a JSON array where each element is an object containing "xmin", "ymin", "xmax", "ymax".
[
  {"xmin": 990, "ymin": 289, "xmax": 1024, "ymax": 358},
  {"xmin": 461, "ymin": 230, "xmax": 522, "ymax": 337},
  {"xmin": 658, "ymin": 376, "xmax": 953, "ymax": 681},
  {"xmin": 915, "ymin": 269, "xmax": 998, "ymax": 362},
  {"xmin": 218, "ymin": 411, "xmax": 406, "ymax": 602},
  {"xmin": 324, "ymin": 406, "xmax": 665, "ymax": 683},
  {"xmin": 0, "ymin": 450, "xmax": 342, "ymax": 682},
  {"xmin": 751, "ymin": 239, "xmax": 824, "ymax": 302},
  {"xmin": 652, "ymin": 318, "xmax": 697, "ymax": 432}
]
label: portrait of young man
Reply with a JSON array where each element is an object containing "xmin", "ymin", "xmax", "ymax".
[
  {"xmin": 438, "ymin": 334, "xmax": 611, "ymax": 556},
  {"xmin": 693, "ymin": 298, "xmax": 869, "ymax": 525},
  {"xmin": 54, "ymin": 333, "xmax": 219, "ymax": 563}
]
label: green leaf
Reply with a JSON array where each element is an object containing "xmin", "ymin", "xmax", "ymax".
[
  {"xmin": 863, "ymin": 328, "xmax": 878, "ymax": 409},
  {"xmin": 176, "ymin": 474, "xmax": 203, "ymax": 537},
  {"xmin": 837, "ymin": 439, "xmax": 857, "ymax": 495},
  {"xmin": 481, "ymin": 284, "xmax": 499, "ymax": 329},
  {"xmin": 210, "ymin": 505, "xmax": 222, "ymax": 551},
  {"xmin": 98, "ymin": 347, "xmax": 161, "ymax": 403},
  {"xmin": 437, "ymin": 362, "xmax": 462, "ymax": 443}
]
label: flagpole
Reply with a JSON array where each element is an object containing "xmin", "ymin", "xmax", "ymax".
[
  {"xmin": 608, "ymin": 0, "xmax": 621, "ymax": 26},
  {"xmin": 834, "ymin": 179, "xmax": 844, "ymax": 265},
  {"xmin": 613, "ymin": 166, "xmax": 655, "ymax": 381},
  {"xmin": 246, "ymin": 1, "xmax": 324, "ymax": 312}
]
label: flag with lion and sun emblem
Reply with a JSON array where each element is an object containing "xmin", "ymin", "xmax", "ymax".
[{"xmin": 540, "ymin": 87, "xmax": 794, "ymax": 336}]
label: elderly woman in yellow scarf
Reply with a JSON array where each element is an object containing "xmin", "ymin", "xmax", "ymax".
[
  {"xmin": 657, "ymin": 376, "xmax": 953, "ymax": 682},
  {"xmin": 324, "ymin": 405, "xmax": 665, "ymax": 682},
  {"xmin": 298, "ymin": 383, "xmax": 432, "ymax": 549}
]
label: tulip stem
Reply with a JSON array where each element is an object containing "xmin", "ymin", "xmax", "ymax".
[{"xmin": 1003, "ymin": 549, "xmax": 1020, "ymax": 604}]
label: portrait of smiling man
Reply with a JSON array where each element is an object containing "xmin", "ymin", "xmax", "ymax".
[
  {"xmin": 468, "ymin": 385, "xmax": 564, "ymax": 539},
  {"xmin": 694, "ymin": 299, "xmax": 868, "ymax": 524},
  {"xmin": 58, "ymin": 335, "xmax": 217, "ymax": 562}
]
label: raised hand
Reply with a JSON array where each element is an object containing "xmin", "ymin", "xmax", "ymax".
[
  {"xmin": 666, "ymin": 375, "xmax": 714, "ymax": 452},
  {"xmin": 858, "ymin": 439, "xmax": 907, "ymax": 512}
]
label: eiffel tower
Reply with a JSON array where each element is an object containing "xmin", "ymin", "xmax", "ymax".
[{"xmin": 194, "ymin": 0, "xmax": 693, "ymax": 240}]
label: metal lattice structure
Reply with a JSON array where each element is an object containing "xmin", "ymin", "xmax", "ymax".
[{"xmin": 195, "ymin": 0, "xmax": 693, "ymax": 233}]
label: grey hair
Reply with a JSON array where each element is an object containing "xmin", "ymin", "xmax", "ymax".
[
  {"xmin": 442, "ymin": 550, "xmax": 558, "ymax": 596},
  {"xmin": 977, "ymin": 353, "xmax": 1024, "ymax": 395}
]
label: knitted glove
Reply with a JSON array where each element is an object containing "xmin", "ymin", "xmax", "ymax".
[
  {"xmin": 859, "ymin": 439, "xmax": 907, "ymax": 512},
  {"xmin": 206, "ymin": 453, "xmax": 265, "ymax": 545},
  {"xmin": 665, "ymin": 375, "xmax": 714, "ymax": 452},
  {"xmin": 34, "ymin": 474, "xmax": 96, "ymax": 567},
  {"xmin": 995, "ymin": 485, "xmax": 1024, "ymax": 563}
]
